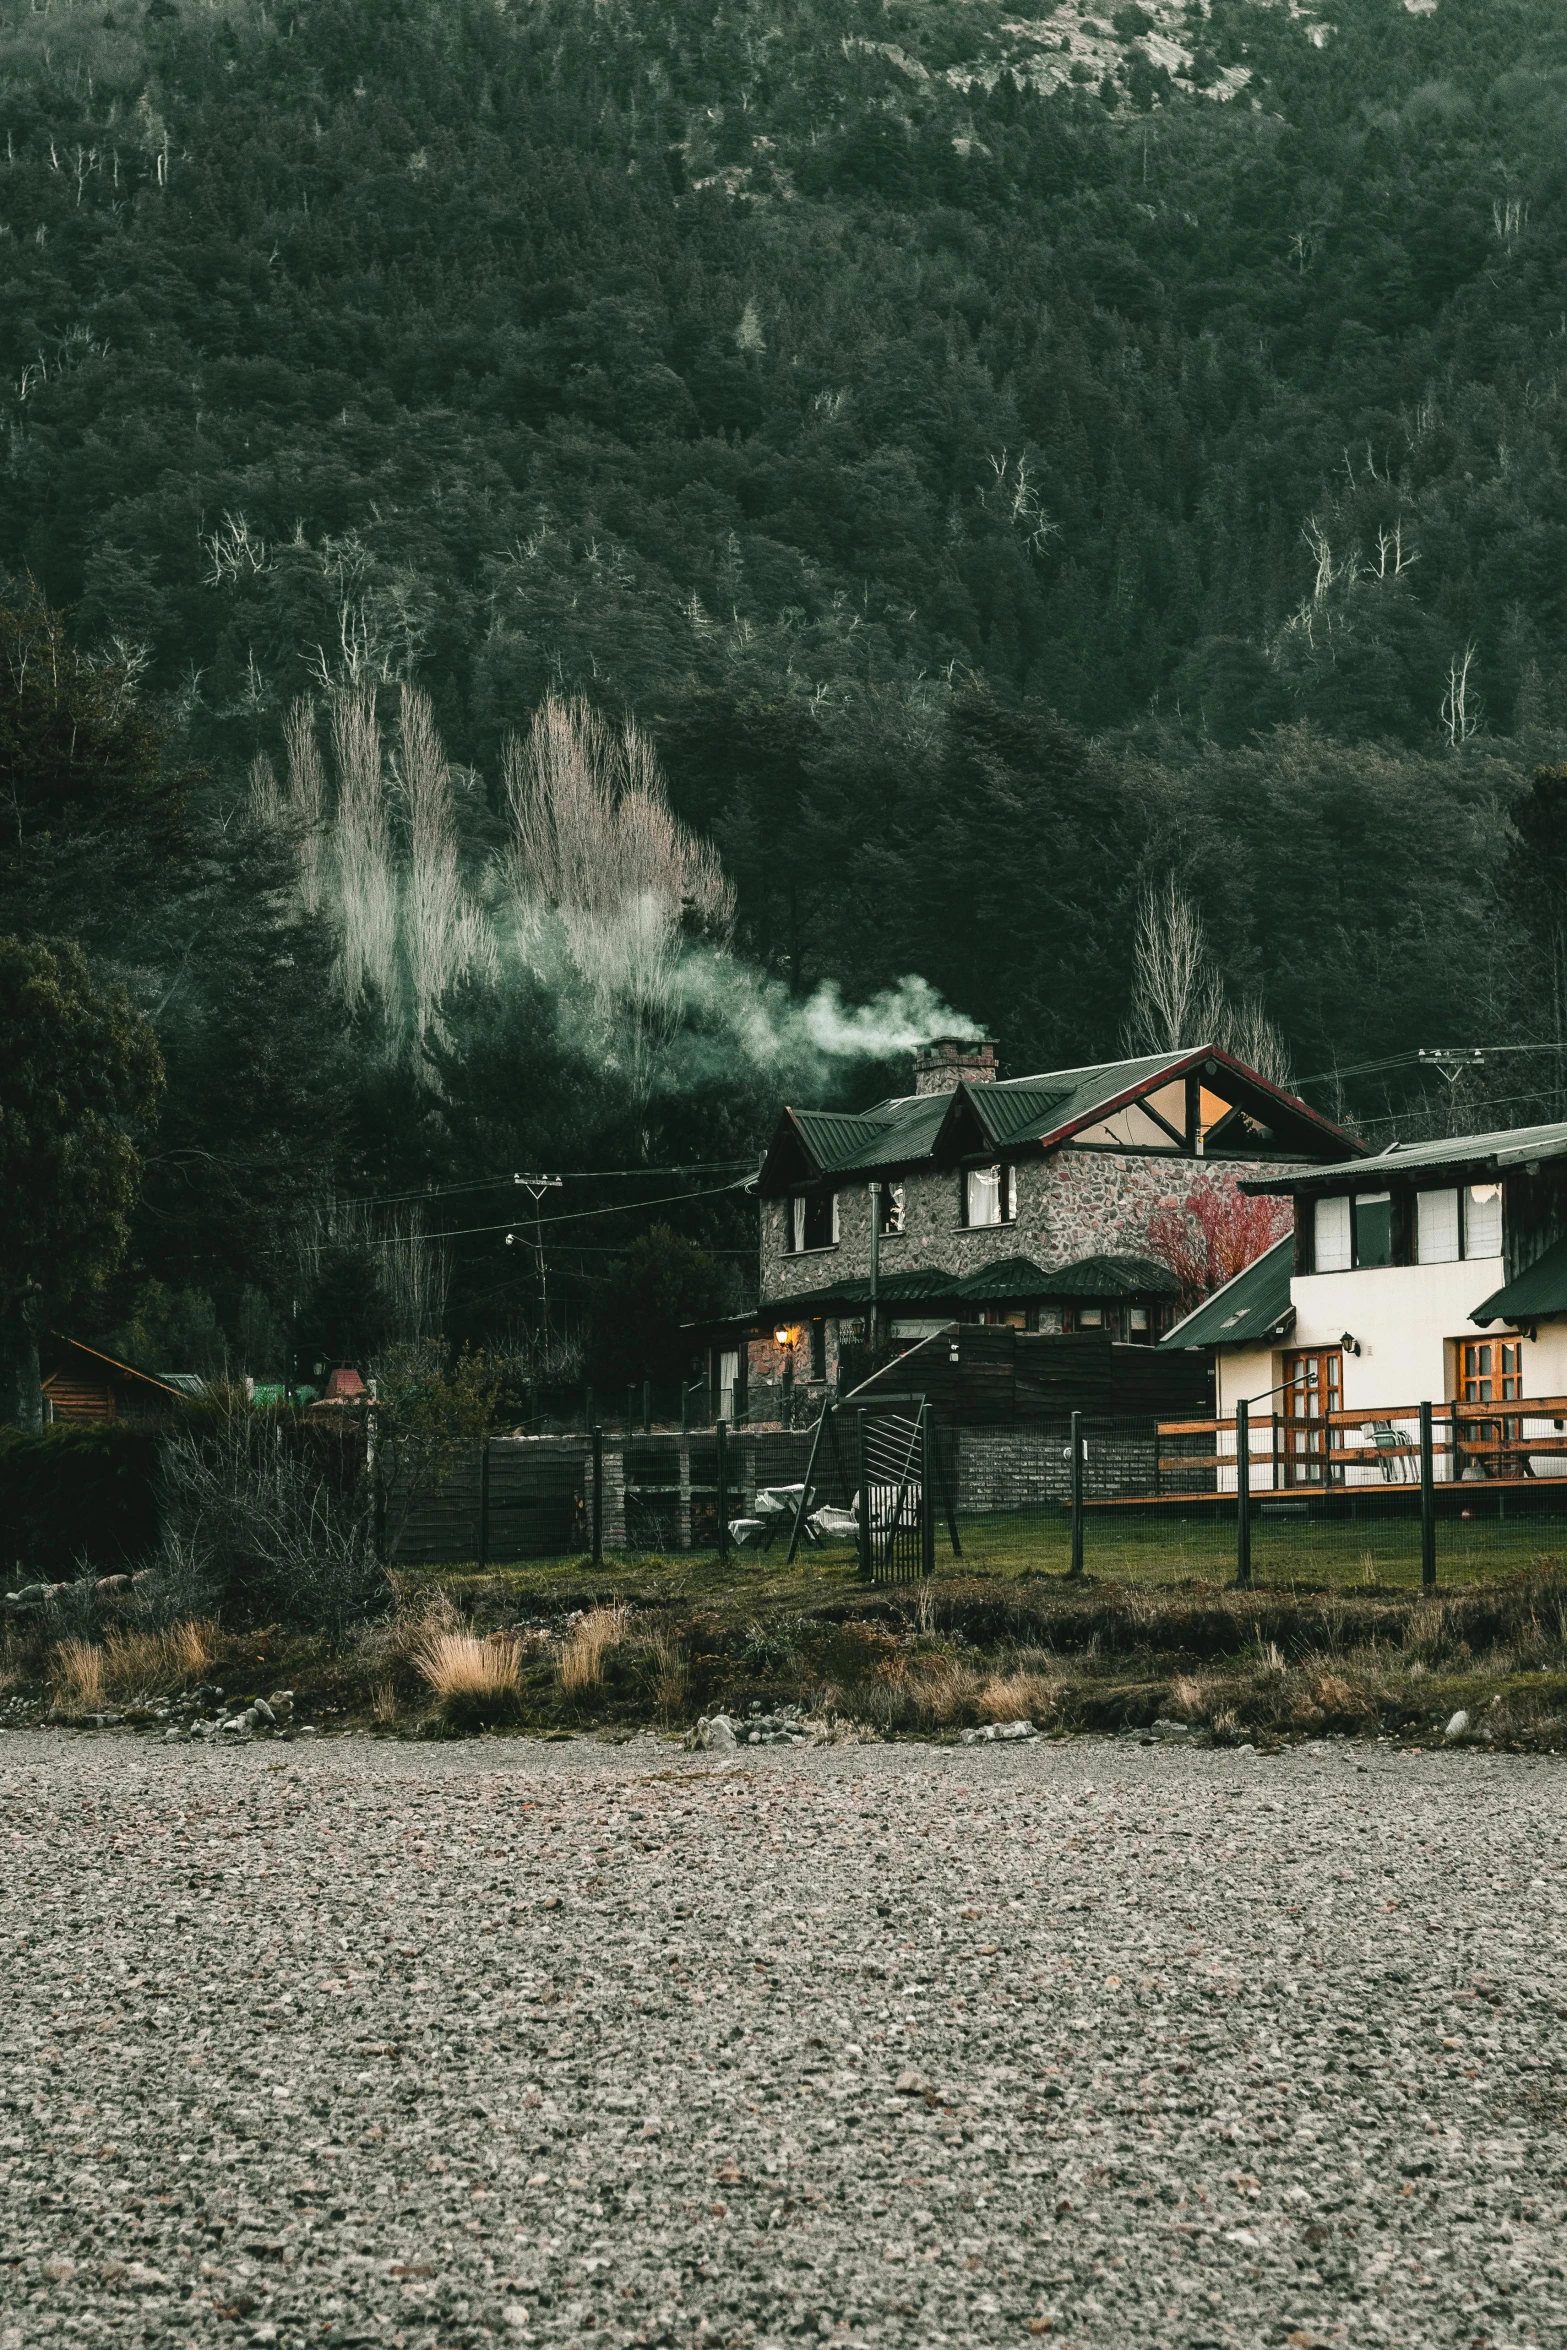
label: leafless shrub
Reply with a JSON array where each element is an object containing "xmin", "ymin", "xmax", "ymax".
[{"xmin": 149, "ymin": 1402, "xmax": 383, "ymax": 1635}]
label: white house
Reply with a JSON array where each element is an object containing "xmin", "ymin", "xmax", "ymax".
[{"xmin": 1160, "ymin": 1120, "xmax": 1567, "ymax": 1489}]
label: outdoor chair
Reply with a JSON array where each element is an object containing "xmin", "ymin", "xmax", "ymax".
[{"xmin": 1366, "ymin": 1421, "xmax": 1418, "ymax": 1485}]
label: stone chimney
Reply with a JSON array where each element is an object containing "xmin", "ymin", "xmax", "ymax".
[{"xmin": 912, "ymin": 1038, "xmax": 999, "ymax": 1095}]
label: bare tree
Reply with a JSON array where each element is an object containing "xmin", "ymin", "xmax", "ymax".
[
  {"xmin": 1441, "ymin": 642, "xmax": 1481, "ymax": 749},
  {"xmin": 396, "ymin": 683, "xmax": 467, "ymax": 1046},
  {"xmin": 330, "ymin": 686, "xmax": 399, "ymax": 1013},
  {"xmin": 1124, "ymin": 876, "xmax": 1294, "ymax": 1087},
  {"xmin": 1124, "ymin": 875, "xmax": 1223, "ymax": 1055},
  {"xmin": 501, "ymin": 693, "xmax": 734, "ymax": 1101}
]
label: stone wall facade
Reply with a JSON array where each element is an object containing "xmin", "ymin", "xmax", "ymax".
[{"xmin": 762, "ymin": 1148, "xmax": 1285, "ymax": 1304}]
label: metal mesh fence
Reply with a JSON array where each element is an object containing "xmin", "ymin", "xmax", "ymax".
[{"xmin": 386, "ymin": 1401, "xmax": 1567, "ymax": 1580}]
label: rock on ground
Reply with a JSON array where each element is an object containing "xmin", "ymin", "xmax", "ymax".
[{"xmin": 1, "ymin": 1729, "xmax": 1564, "ymax": 2349}]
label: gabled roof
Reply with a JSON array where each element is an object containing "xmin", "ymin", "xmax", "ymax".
[
  {"xmin": 1158, "ymin": 1237, "xmax": 1296, "ymax": 1352},
  {"xmin": 757, "ymin": 1045, "xmax": 1357, "ymax": 1194},
  {"xmin": 1472, "ymin": 1232, "xmax": 1567, "ymax": 1329},
  {"xmin": 41, "ymin": 1334, "xmax": 189, "ymax": 1403},
  {"xmin": 1242, "ymin": 1118, "xmax": 1567, "ymax": 1196}
]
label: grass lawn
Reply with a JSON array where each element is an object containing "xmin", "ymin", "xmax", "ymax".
[{"xmin": 401, "ymin": 1495, "xmax": 1567, "ymax": 1610}]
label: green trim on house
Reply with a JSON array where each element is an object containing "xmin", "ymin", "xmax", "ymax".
[
  {"xmin": 1158, "ymin": 1237, "xmax": 1295, "ymax": 1352},
  {"xmin": 1472, "ymin": 1232, "xmax": 1567, "ymax": 1328}
]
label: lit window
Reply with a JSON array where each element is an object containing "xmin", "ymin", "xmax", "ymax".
[
  {"xmin": 788, "ymin": 1196, "xmax": 805, "ymax": 1254},
  {"xmin": 1417, "ymin": 1189, "xmax": 1460, "ymax": 1264},
  {"xmin": 1354, "ymin": 1191, "xmax": 1392, "ymax": 1269},
  {"xmin": 1314, "ymin": 1195, "xmax": 1351, "ymax": 1272},
  {"xmin": 1464, "ymin": 1182, "xmax": 1502, "ymax": 1259},
  {"xmin": 1077, "ymin": 1305, "xmax": 1103, "ymax": 1328},
  {"xmin": 964, "ymin": 1164, "xmax": 1013, "ymax": 1227}
]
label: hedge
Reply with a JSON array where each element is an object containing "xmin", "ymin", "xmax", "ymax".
[{"xmin": 0, "ymin": 1423, "xmax": 161, "ymax": 1580}]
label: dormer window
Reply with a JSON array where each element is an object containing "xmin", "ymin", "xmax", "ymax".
[{"xmin": 962, "ymin": 1164, "xmax": 1014, "ymax": 1228}]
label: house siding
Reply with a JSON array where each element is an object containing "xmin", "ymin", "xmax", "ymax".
[{"xmin": 763, "ymin": 1149, "xmax": 1283, "ymax": 1305}]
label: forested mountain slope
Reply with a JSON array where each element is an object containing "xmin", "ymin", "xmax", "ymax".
[{"xmin": 4, "ymin": 0, "xmax": 1567, "ymax": 1367}]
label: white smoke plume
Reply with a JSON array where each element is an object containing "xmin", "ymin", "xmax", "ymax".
[{"xmin": 258, "ymin": 684, "xmax": 980, "ymax": 1093}]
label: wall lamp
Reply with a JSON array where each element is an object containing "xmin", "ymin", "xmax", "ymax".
[{"xmin": 1341, "ymin": 1331, "xmax": 1362, "ymax": 1356}]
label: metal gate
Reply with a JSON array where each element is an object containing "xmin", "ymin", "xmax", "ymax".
[{"xmin": 857, "ymin": 1405, "xmax": 935, "ymax": 1582}]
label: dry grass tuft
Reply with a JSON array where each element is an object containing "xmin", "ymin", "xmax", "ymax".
[
  {"xmin": 1169, "ymin": 1672, "xmax": 1210, "ymax": 1722},
  {"xmin": 370, "ymin": 1679, "xmax": 400, "ymax": 1725},
  {"xmin": 52, "ymin": 1639, "xmax": 105, "ymax": 1713},
  {"xmin": 413, "ymin": 1629, "xmax": 522, "ymax": 1706},
  {"xmin": 558, "ymin": 1603, "xmax": 630, "ymax": 1696},
  {"xmin": 166, "ymin": 1618, "xmax": 218, "ymax": 1679},
  {"xmin": 976, "ymin": 1669, "xmax": 1057, "ymax": 1724},
  {"xmin": 93, "ymin": 1620, "xmax": 221, "ymax": 1700}
]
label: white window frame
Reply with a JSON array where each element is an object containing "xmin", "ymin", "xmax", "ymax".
[
  {"xmin": 964, "ymin": 1163, "xmax": 1014, "ymax": 1228},
  {"xmin": 1313, "ymin": 1195, "xmax": 1352, "ymax": 1273},
  {"xmin": 1463, "ymin": 1181, "xmax": 1502, "ymax": 1259},
  {"xmin": 1416, "ymin": 1187, "xmax": 1460, "ymax": 1265}
]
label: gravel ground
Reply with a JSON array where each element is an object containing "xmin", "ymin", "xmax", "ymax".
[{"xmin": 3, "ymin": 1730, "xmax": 1566, "ymax": 2350}]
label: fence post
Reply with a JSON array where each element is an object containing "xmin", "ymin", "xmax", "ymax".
[
  {"xmin": 1068, "ymin": 1410, "xmax": 1084, "ymax": 1579},
  {"xmin": 919, "ymin": 1404, "xmax": 937, "ymax": 1580},
  {"xmin": 642, "ymin": 1379, "xmax": 651, "ymax": 1434},
  {"xmin": 1235, "ymin": 1397, "xmax": 1251, "ymax": 1589},
  {"xmin": 1419, "ymin": 1399, "xmax": 1437, "ymax": 1588},
  {"xmin": 478, "ymin": 1438, "xmax": 491, "ymax": 1570},
  {"xmin": 857, "ymin": 1409, "xmax": 872, "ymax": 1581},
  {"xmin": 715, "ymin": 1419, "xmax": 730, "ymax": 1562},
  {"xmin": 591, "ymin": 1425, "xmax": 604, "ymax": 1566},
  {"xmin": 680, "ymin": 1381, "xmax": 690, "ymax": 1436},
  {"xmin": 1451, "ymin": 1401, "xmax": 1462, "ymax": 1499}
]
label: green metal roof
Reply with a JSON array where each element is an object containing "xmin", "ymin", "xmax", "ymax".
[
  {"xmin": 1472, "ymin": 1233, "xmax": 1567, "ymax": 1328},
  {"xmin": 760, "ymin": 1045, "xmax": 1355, "ymax": 1193},
  {"xmin": 1243, "ymin": 1118, "xmax": 1567, "ymax": 1196},
  {"xmin": 1158, "ymin": 1237, "xmax": 1295, "ymax": 1352},
  {"xmin": 1030, "ymin": 1253, "xmax": 1184, "ymax": 1300}
]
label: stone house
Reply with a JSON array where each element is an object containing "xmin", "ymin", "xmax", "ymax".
[{"xmin": 703, "ymin": 1038, "xmax": 1356, "ymax": 1419}]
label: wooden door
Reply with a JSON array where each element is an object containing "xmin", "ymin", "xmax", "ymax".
[{"xmin": 1282, "ymin": 1348, "xmax": 1342, "ymax": 1487}]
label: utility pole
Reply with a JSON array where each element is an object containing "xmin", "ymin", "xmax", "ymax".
[{"xmin": 506, "ymin": 1172, "xmax": 563, "ymax": 1340}]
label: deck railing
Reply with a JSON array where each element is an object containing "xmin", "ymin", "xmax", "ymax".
[{"xmin": 1154, "ymin": 1396, "xmax": 1567, "ymax": 1499}]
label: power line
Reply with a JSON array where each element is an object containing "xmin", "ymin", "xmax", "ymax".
[
  {"xmin": 362, "ymin": 1177, "xmax": 751, "ymax": 1248},
  {"xmin": 347, "ymin": 1159, "xmax": 756, "ymax": 1210}
]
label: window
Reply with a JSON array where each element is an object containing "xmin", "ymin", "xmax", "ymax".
[
  {"xmin": 788, "ymin": 1192, "xmax": 837, "ymax": 1251},
  {"xmin": 1459, "ymin": 1338, "xmax": 1522, "ymax": 1404},
  {"xmin": 1314, "ymin": 1195, "xmax": 1352, "ymax": 1272},
  {"xmin": 1464, "ymin": 1182, "xmax": 1503, "ymax": 1258},
  {"xmin": 1076, "ymin": 1306, "xmax": 1104, "ymax": 1328},
  {"xmin": 963, "ymin": 1164, "xmax": 1013, "ymax": 1227},
  {"xmin": 877, "ymin": 1181, "xmax": 905, "ymax": 1237},
  {"xmin": 803, "ymin": 1191, "xmax": 838, "ymax": 1250},
  {"xmin": 1314, "ymin": 1191, "xmax": 1394, "ymax": 1270},
  {"xmin": 1354, "ymin": 1191, "xmax": 1392, "ymax": 1268},
  {"xmin": 1128, "ymin": 1305, "xmax": 1151, "ymax": 1337},
  {"xmin": 809, "ymin": 1319, "xmax": 827, "ymax": 1381},
  {"xmin": 1417, "ymin": 1188, "xmax": 1460, "ymax": 1264}
]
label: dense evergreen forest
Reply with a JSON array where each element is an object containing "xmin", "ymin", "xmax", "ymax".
[{"xmin": 6, "ymin": 0, "xmax": 1567, "ymax": 1387}]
